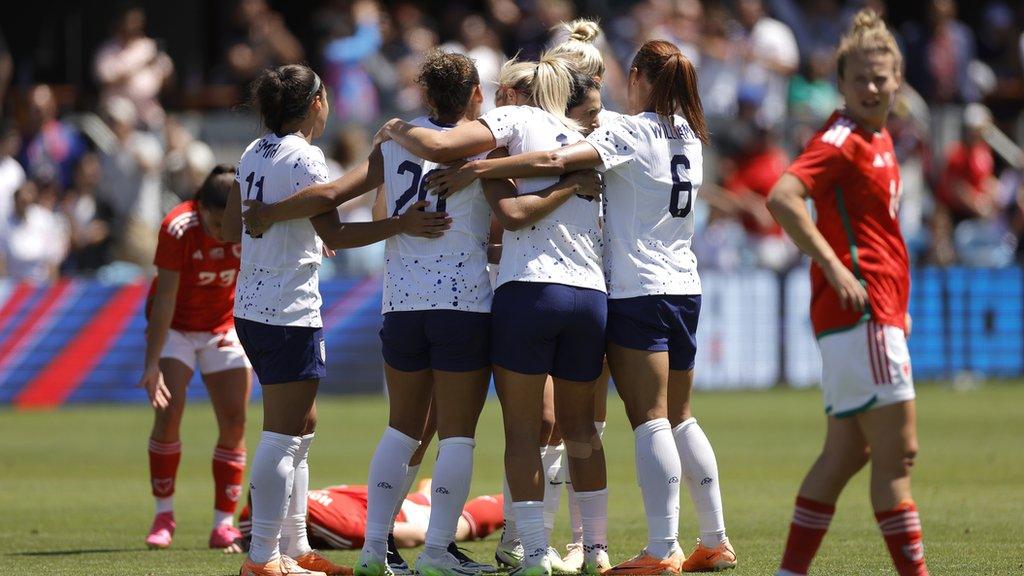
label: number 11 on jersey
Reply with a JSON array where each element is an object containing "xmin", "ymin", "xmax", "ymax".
[{"xmin": 244, "ymin": 171, "xmax": 265, "ymax": 238}]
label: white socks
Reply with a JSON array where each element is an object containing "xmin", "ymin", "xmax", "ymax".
[
  {"xmin": 502, "ymin": 476, "xmax": 517, "ymax": 541},
  {"xmin": 365, "ymin": 427, "xmax": 420, "ymax": 557},
  {"xmin": 568, "ymin": 421, "xmax": 605, "ymax": 546},
  {"xmin": 634, "ymin": 418, "xmax": 681, "ymax": 559},
  {"xmin": 156, "ymin": 497, "xmax": 174, "ymax": 515},
  {"xmin": 424, "ymin": 437, "xmax": 476, "ymax": 555},
  {"xmin": 248, "ymin": 431, "xmax": 302, "ymax": 564},
  {"xmin": 513, "ymin": 500, "xmax": 548, "ymax": 565},
  {"xmin": 390, "ymin": 463, "xmax": 421, "ymax": 531},
  {"xmin": 280, "ymin": 433, "xmax": 315, "ymax": 558},
  {"xmin": 541, "ymin": 443, "xmax": 564, "ymax": 537},
  {"xmin": 575, "ymin": 488, "xmax": 608, "ymax": 560},
  {"xmin": 673, "ymin": 418, "xmax": 726, "ymax": 547}
]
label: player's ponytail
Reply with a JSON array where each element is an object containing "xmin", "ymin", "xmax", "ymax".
[
  {"xmin": 631, "ymin": 40, "xmax": 709, "ymax": 144},
  {"xmin": 194, "ymin": 164, "xmax": 236, "ymax": 210},
  {"xmin": 530, "ymin": 51, "xmax": 581, "ymax": 132},
  {"xmin": 249, "ymin": 64, "xmax": 324, "ymax": 137},
  {"xmin": 836, "ymin": 9, "xmax": 902, "ymax": 80},
  {"xmin": 549, "ymin": 18, "xmax": 606, "ymax": 80}
]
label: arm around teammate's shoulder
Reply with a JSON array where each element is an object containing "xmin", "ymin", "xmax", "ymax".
[{"xmin": 378, "ymin": 118, "xmax": 495, "ymax": 164}]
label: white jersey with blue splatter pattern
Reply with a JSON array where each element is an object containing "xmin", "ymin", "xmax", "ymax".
[
  {"xmin": 380, "ymin": 117, "xmax": 492, "ymax": 313},
  {"xmin": 234, "ymin": 133, "xmax": 329, "ymax": 327}
]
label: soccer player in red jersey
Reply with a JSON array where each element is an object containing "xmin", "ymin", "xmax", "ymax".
[
  {"xmin": 238, "ymin": 480, "xmax": 504, "ymax": 553},
  {"xmin": 767, "ymin": 10, "xmax": 928, "ymax": 576},
  {"xmin": 139, "ymin": 165, "xmax": 253, "ymax": 551}
]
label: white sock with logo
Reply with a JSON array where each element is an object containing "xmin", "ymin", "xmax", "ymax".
[
  {"xmin": 248, "ymin": 431, "xmax": 302, "ymax": 564},
  {"xmin": 423, "ymin": 437, "xmax": 476, "ymax": 557},
  {"xmin": 673, "ymin": 418, "xmax": 726, "ymax": 547},
  {"xmin": 513, "ymin": 501, "xmax": 548, "ymax": 566},
  {"xmin": 280, "ymin": 433, "xmax": 314, "ymax": 558},
  {"xmin": 541, "ymin": 443, "xmax": 564, "ymax": 538},
  {"xmin": 634, "ymin": 418, "xmax": 681, "ymax": 559},
  {"xmin": 364, "ymin": 427, "xmax": 420, "ymax": 558}
]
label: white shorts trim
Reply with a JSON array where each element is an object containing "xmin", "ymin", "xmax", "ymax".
[
  {"xmin": 817, "ymin": 321, "xmax": 915, "ymax": 417},
  {"xmin": 160, "ymin": 328, "xmax": 251, "ymax": 375}
]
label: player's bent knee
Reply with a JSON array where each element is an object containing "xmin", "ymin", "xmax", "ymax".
[{"xmin": 564, "ymin": 434, "xmax": 603, "ymax": 459}]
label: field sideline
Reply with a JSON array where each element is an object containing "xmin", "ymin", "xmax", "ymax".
[{"xmin": 2, "ymin": 384, "xmax": 1022, "ymax": 575}]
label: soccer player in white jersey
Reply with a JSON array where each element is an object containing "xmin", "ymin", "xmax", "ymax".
[
  {"xmin": 425, "ymin": 40, "xmax": 738, "ymax": 573},
  {"xmin": 376, "ymin": 52, "xmax": 611, "ymax": 576},
  {"xmin": 223, "ymin": 64, "xmax": 447, "ymax": 576}
]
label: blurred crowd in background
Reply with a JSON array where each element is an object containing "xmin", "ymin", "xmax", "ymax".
[{"xmin": 1, "ymin": 0, "xmax": 1024, "ymax": 282}]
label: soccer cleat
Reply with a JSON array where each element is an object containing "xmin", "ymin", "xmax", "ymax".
[
  {"xmin": 295, "ymin": 550, "xmax": 354, "ymax": 575},
  {"xmin": 387, "ymin": 534, "xmax": 413, "ymax": 576},
  {"xmin": 547, "ymin": 547, "xmax": 578, "ymax": 576},
  {"xmin": 562, "ymin": 543, "xmax": 584, "ymax": 573},
  {"xmin": 680, "ymin": 539, "xmax": 736, "ymax": 573},
  {"xmin": 145, "ymin": 511, "xmax": 175, "ymax": 549},
  {"xmin": 582, "ymin": 547, "xmax": 612, "ymax": 576},
  {"xmin": 210, "ymin": 524, "xmax": 244, "ymax": 549},
  {"xmin": 239, "ymin": 555, "xmax": 327, "ymax": 576},
  {"xmin": 355, "ymin": 548, "xmax": 393, "ymax": 576},
  {"xmin": 416, "ymin": 549, "xmax": 483, "ymax": 576},
  {"xmin": 494, "ymin": 531, "xmax": 524, "ymax": 568},
  {"xmin": 508, "ymin": 551, "xmax": 552, "ymax": 576},
  {"xmin": 604, "ymin": 547, "xmax": 685, "ymax": 576},
  {"xmin": 448, "ymin": 542, "xmax": 499, "ymax": 574}
]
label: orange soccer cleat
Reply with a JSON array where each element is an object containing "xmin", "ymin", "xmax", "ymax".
[
  {"xmin": 604, "ymin": 548, "xmax": 685, "ymax": 576},
  {"xmin": 239, "ymin": 555, "xmax": 328, "ymax": 576},
  {"xmin": 680, "ymin": 539, "xmax": 736, "ymax": 572},
  {"xmin": 294, "ymin": 551, "xmax": 354, "ymax": 576}
]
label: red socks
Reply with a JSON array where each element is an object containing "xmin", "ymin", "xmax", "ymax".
[
  {"xmin": 148, "ymin": 439, "xmax": 182, "ymax": 499},
  {"xmin": 213, "ymin": 445, "xmax": 247, "ymax": 514},
  {"xmin": 779, "ymin": 496, "xmax": 835, "ymax": 575},
  {"xmin": 461, "ymin": 494, "xmax": 505, "ymax": 540},
  {"xmin": 876, "ymin": 500, "xmax": 929, "ymax": 576}
]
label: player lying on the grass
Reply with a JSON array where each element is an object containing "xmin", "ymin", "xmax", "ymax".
[
  {"xmin": 140, "ymin": 164, "xmax": 253, "ymax": 552},
  {"xmin": 237, "ymin": 480, "xmax": 504, "ymax": 552},
  {"xmin": 766, "ymin": 9, "xmax": 929, "ymax": 576}
]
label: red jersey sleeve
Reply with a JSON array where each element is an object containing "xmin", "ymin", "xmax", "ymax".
[
  {"xmin": 153, "ymin": 220, "xmax": 185, "ymax": 271},
  {"xmin": 786, "ymin": 135, "xmax": 844, "ymax": 199}
]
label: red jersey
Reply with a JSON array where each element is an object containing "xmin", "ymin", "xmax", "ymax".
[
  {"xmin": 723, "ymin": 146, "xmax": 788, "ymax": 236},
  {"xmin": 786, "ymin": 112, "xmax": 910, "ymax": 336},
  {"xmin": 936, "ymin": 140, "xmax": 994, "ymax": 214},
  {"xmin": 149, "ymin": 200, "xmax": 241, "ymax": 333}
]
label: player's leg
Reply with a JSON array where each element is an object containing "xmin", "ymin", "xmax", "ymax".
[
  {"xmin": 564, "ymin": 362, "xmax": 609, "ymax": 570},
  {"xmin": 777, "ymin": 414, "xmax": 869, "ymax": 576},
  {"xmin": 540, "ymin": 377, "xmax": 565, "ymax": 547},
  {"xmin": 417, "ymin": 310, "xmax": 493, "ymax": 575},
  {"xmin": 606, "ymin": 343, "xmax": 685, "ymax": 574},
  {"xmin": 145, "ymin": 355, "xmax": 192, "ymax": 549},
  {"xmin": 550, "ymin": 286, "xmax": 609, "ymax": 575},
  {"xmin": 203, "ymin": 364, "xmax": 252, "ymax": 548},
  {"xmin": 389, "ymin": 400, "xmax": 437, "ymax": 576},
  {"xmin": 858, "ymin": 400, "xmax": 928, "ymax": 576}
]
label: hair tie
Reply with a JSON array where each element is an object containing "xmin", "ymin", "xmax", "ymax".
[{"xmin": 307, "ymin": 72, "xmax": 323, "ymax": 104}]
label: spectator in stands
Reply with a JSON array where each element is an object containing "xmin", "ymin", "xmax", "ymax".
[
  {"xmin": 901, "ymin": 0, "xmax": 979, "ymax": 104},
  {"xmin": 936, "ymin": 104, "xmax": 1001, "ymax": 224},
  {"xmin": 0, "ymin": 180, "xmax": 68, "ymax": 282},
  {"xmin": 94, "ymin": 5, "xmax": 175, "ymax": 130},
  {"xmin": 225, "ymin": 0, "xmax": 304, "ymax": 85},
  {"xmin": 698, "ymin": 2, "xmax": 743, "ymax": 121},
  {"xmin": 322, "ymin": 0, "xmax": 384, "ymax": 124},
  {"xmin": 734, "ymin": 0, "xmax": 800, "ymax": 128},
  {"xmin": 18, "ymin": 85, "xmax": 86, "ymax": 189},
  {"xmin": 162, "ymin": 116, "xmax": 216, "ymax": 202},
  {"xmin": 440, "ymin": 15, "xmax": 506, "ymax": 112},
  {"xmin": 61, "ymin": 152, "xmax": 114, "ymax": 274},
  {"xmin": 711, "ymin": 85, "xmax": 797, "ymax": 271},
  {"xmin": 0, "ymin": 125, "xmax": 25, "ymax": 225},
  {"xmin": 96, "ymin": 96, "xmax": 164, "ymax": 269},
  {"xmin": 788, "ymin": 49, "xmax": 842, "ymax": 126}
]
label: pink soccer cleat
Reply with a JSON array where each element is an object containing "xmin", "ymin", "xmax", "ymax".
[
  {"xmin": 145, "ymin": 511, "xmax": 176, "ymax": 549},
  {"xmin": 210, "ymin": 523, "xmax": 244, "ymax": 550}
]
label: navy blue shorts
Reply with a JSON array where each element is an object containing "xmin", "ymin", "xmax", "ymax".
[
  {"xmin": 607, "ymin": 295, "xmax": 701, "ymax": 371},
  {"xmin": 491, "ymin": 281, "xmax": 606, "ymax": 382},
  {"xmin": 379, "ymin": 310, "xmax": 491, "ymax": 372},
  {"xmin": 234, "ymin": 317, "xmax": 326, "ymax": 384}
]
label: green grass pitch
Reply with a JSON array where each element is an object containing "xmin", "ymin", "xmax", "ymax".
[{"xmin": 2, "ymin": 384, "xmax": 1023, "ymax": 575}]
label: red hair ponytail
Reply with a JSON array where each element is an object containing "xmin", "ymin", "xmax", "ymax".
[{"xmin": 632, "ymin": 40, "xmax": 709, "ymax": 144}]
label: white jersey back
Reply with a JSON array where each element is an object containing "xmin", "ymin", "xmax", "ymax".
[
  {"xmin": 479, "ymin": 105, "xmax": 604, "ymax": 292},
  {"xmin": 234, "ymin": 133, "xmax": 329, "ymax": 327},
  {"xmin": 380, "ymin": 117, "xmax": 492, "ymax": 313},
  {"xmin": 587, "ymin": 112, "xmax": 703, "ymax": 298}
]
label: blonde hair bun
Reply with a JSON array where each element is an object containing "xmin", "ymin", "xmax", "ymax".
[{"xmin": 562, "ymin": 18, "xmax": 600, "ymax": 43}]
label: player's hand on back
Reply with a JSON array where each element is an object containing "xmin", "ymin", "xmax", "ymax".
[
  {"xmin": 242, "ymin": 200, "xmax": 272, "ymax": 236},
  {"xmin": 139, "ymin": 366, "xmax": 171, "ymax": 410},
  {"xmin": 565, "ymin": 169, "xmax": 603, "ymax": 200},
  {"xmin": 372, "ymin": 118, "xmax": 400, "ymax": 148},
  {"xmin": 397, "ymin": 200, "xmax": 452, "ymax": 238},
  {"xmin": 822, "ymin": 258, "xmax": 868, "ymax": 313}
]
